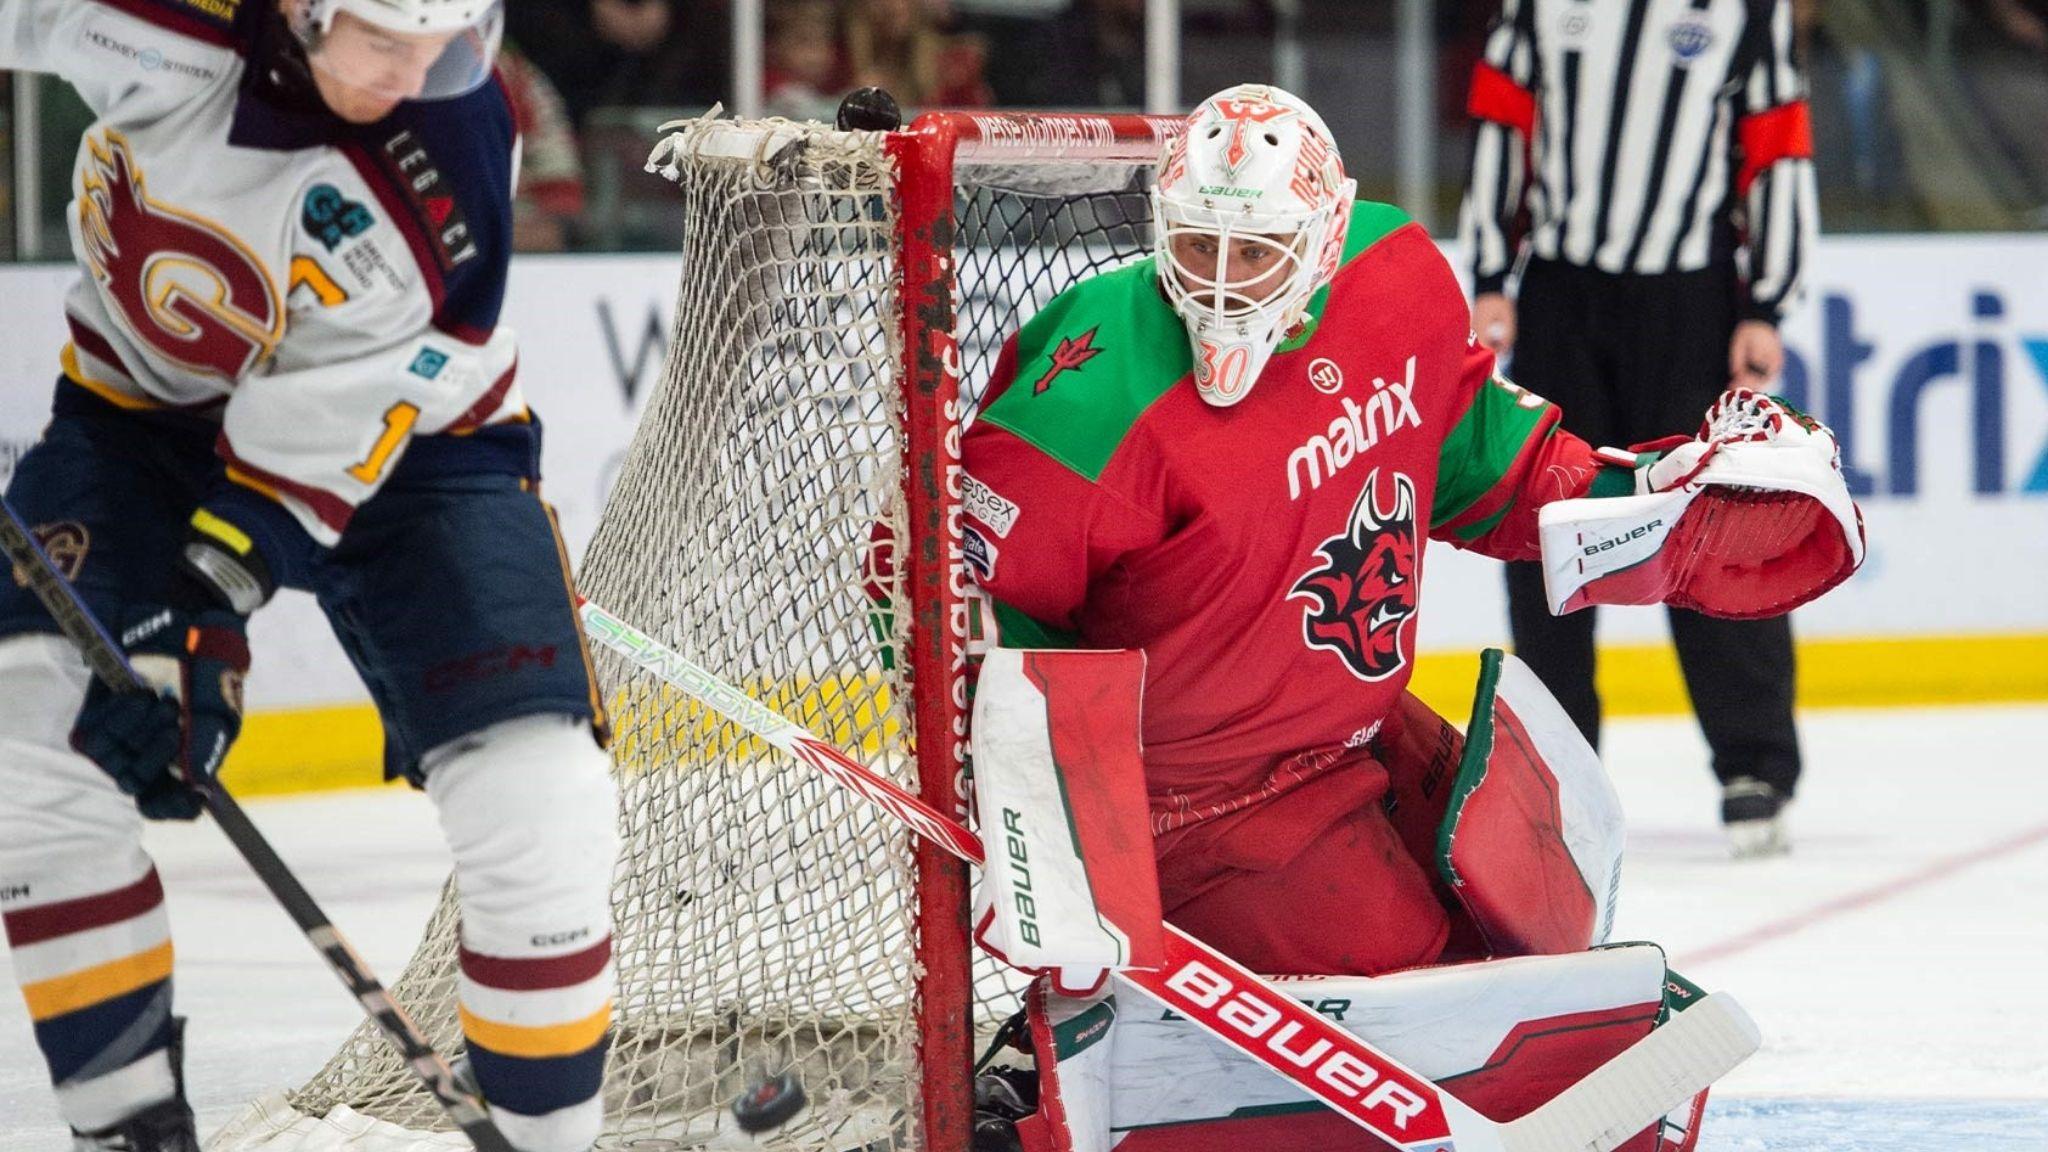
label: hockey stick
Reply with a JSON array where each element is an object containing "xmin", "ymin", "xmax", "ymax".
[
  {"xmin": 579, "ymin": 596, "xmax": 1761, "ymax": 1152},
  {"xmin": 0, "ymin": 498, "xmax": 514, "ymax": 1152}
]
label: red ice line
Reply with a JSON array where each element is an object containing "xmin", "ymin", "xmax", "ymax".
[{"xmin": 1678, "ymin": 821, "xmax": 2048, "ymax": 967}]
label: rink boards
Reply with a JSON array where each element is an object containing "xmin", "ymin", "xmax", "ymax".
[{"xmin": 2, "ymin": 235, "xmax": 2046, "ymax": 794}]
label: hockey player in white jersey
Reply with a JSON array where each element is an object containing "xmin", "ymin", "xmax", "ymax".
[{"xmin": 0, "ymin": 2, "xmax": 619, "ymax": 1149}]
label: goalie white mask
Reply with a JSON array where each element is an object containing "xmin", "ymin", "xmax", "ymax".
[
  {"xmin": 1154, "ymin": 84, "xmax": 1357, "ymax": 407},
  {"xmin": 286, "ymin": 0, "xmax": 504, "ymax": 105}
]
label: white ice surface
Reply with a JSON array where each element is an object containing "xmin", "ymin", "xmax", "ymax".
[
  {"xmin": 4, "ymin": 706, "xmax": 2046, "ymax": 1150},
  {"xmin": 1, "ymin": 789, "xmax": 451, "ymax": 1149}
]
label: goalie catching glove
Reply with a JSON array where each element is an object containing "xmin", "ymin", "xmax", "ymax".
[{"xmin": 1539, "ymin": 390, "xmax": 1865, "ymax": 619}]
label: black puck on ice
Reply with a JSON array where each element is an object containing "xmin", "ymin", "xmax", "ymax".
[
  {"xmin": 732, "ymin": 1071, "xmax": 807, "ymax": 1133},
  {"xmin": 837, "ymin": 86, "xmax": 903, "ymax": 131}
]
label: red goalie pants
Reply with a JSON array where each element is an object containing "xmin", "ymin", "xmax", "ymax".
[
  {"xmin": 1151, "ymin": 698, "xmax": 1476, "ymax": 977},
  {"xmin": 1155, "ymin": 764, "xmax": 1449, "ymax": 976}
]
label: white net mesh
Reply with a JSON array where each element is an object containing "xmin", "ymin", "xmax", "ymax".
[{"xmin": 211, "ymin": 118, "xmax": 1158, "ymax": 1152}]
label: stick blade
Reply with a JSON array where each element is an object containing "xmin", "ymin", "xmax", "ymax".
[{"xmin": 1499, "ymin": 992, "xmax": 1760, "ymax": 1152}]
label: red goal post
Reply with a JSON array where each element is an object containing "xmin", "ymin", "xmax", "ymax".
[{"xmin": 890, "ymin": 111, "xmax": 1184, "ymax": 1151}]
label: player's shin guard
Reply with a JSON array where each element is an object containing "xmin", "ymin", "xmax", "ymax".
[
  {"xmin": 0, "ymin": 635, "xmax": 182, "ymax": 1133},
  {"xmin": 424, "ymin": 713, "xmax": 620, "ymax": 1152}
]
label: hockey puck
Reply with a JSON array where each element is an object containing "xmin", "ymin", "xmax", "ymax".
[
  {"xmin": 837, "ymin": 87, "xmax": 903, "ymax": 131},
  {"xmin": 732, "ymin": 1071, "xmax": 807, "ymax": 1133}
]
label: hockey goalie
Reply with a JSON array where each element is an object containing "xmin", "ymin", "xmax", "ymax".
[{"xmin": 955, "ymin": 84, "xmax": 1863, "ymax": 1152}]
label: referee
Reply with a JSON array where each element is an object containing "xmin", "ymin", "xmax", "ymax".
[{"xmin": 1458, "ymin": 0, "xmax": 1820, "ymax": 857}]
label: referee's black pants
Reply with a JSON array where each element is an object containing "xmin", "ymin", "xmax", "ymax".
[{"xmin": 1502, "ymin": 257, "xmax": 1801, "ymax": 802}]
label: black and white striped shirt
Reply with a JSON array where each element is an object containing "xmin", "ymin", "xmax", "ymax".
[{"xmin": 1459, "ymin": 0, "xmax": 1819, "ymax": 322}]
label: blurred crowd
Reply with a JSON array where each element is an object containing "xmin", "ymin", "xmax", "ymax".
[
  {"xmin": 499, "ymin": 0, "xmax": 1153, "ymax": 250},
  {"xmin": 491, "ymin": 0, "xmax": 2048, "ymax": 252},
  {"xmin": 10, "ymin": 0, "xmax": 2043, "ymax": 259}
]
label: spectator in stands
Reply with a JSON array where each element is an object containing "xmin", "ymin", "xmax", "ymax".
[
  {"xmin": 952, "ymin": 0, "xmax": 1071, "ymax": 105},
  {"xmin": 499, "ymin": 45, "xmax": 589, "ymax": 252},
  {"xmin": 765, "ymin": 0, "xmax": 848, "ymax": 122},
  {"xmin": 1979, "ymin": 0, "xmax": 2048, "ymax": 50},
  {"xmin": 844, "ymin": 0, "xmax": 992, "ymax": 107},
  {"xmin": 508, "ymin": 0, "xmax": 729, "ymax": 127},
  {"xmin": 1006, "ymin": 0, "xmax": 1145, "ymax": 108}
]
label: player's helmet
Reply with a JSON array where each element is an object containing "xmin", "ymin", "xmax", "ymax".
[
  {"xmin": 1153, "ymin": 84, "xmax": 1357, "ymax": 407},
  {"xmin": 286, "ymin": 0, "xmax": 504, "ymax": 103}
]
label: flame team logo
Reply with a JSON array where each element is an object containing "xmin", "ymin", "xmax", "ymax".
[
  {"xmin": 10, "ymin": 522, "xmax": 90, "ymax": 588},
  {"xmin": 1289, "ymin": 468, "xmax": 1419, "ymax": 681},
  {"xmin": 78, "ymin": 131, "xmax": 283, "ymax": 382}
]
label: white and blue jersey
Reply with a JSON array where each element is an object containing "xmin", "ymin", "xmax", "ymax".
[
  {"xmin": 1, "ymin": 0, "xmax": 525, "ymax": 558},
  {"xmin": 0, "ymin": 5, "xmax": 617, "ymax": 1144}
]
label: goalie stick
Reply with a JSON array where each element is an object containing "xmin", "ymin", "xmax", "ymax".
[
  {"xmin": 0, "ymin": 497, "xmax": 515, "ymax": 1152},
  {"xmin": 578, "ymin": 596, "xmax": 1762, "ymax": 1152}
]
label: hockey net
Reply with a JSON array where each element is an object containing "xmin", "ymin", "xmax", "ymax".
[{"xmin": 212, "ymin": 112, "xmax": 1181, "ymax": 1152}]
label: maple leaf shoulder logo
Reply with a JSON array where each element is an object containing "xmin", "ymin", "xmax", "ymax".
[
  {"xmin": 1288, "ymin": 468, "xmax": 1420, "ymax": 681},
  {"xmin": 1033, "ymin": 327, "xmax": 1105, "ymax": 394}
]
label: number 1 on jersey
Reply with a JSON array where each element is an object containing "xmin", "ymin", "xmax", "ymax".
[{"xmin": 349, "ymin": 401, "xmax": 421, "ymax": 483}]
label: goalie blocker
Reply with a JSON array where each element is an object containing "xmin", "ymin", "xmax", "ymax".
[{"xmin": 973, "ymin": 647, "xmax": 1714, "ymax": 1151}]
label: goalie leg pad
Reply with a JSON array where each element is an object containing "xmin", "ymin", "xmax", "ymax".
[
  {"xmin": 424, "ymin": 712, "xmax": 620, "ymax": 1152},
  {"xmin": 0, "ymin": 635, "xmax": 179, "ymax": 1131},
  {"xmin": 1437, "ymin": 650, "xmax": 1625, "ymax": 956},
  {"xmin": 971, "ymin": 648, "xmax": 1162, "ymax": 981},
  {"xmin": 1016, "ymin": 979, "xmax": 1118, "ymax": 1152},
  {"xmin": 1038, "ymin": 946, "xmax": 1696, "ymax": 1152}
]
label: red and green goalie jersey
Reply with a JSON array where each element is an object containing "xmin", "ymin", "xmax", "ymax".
[{"xmin": 961, "ymin": 202, "xmax": 1625, "ymax": 973}]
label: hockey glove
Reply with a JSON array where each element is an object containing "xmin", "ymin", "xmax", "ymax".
[
  {"xmin": 1536, "ymin": 390, "xmax": 1865, "ymax": 618},
  {"xmin": 70, "ymin": 510, "xmax": 269, "ymax": 820},
  {"xmin": 72, "ymin": 603, "xmax": 250, "ymax": 820}
]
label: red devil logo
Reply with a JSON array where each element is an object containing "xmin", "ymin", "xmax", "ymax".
[
  {"xmin": 78, "ymin": 132, "xmax": 282, "ymax": 382},
  {"xmin": 1289, "ymin": 468, "xmax": 1419, "ymax": 681}
]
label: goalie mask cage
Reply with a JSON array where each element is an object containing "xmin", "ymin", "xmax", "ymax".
[{"xmin": 212, "ymin": 111, "xmax": 1183, "ymax": 1152}]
